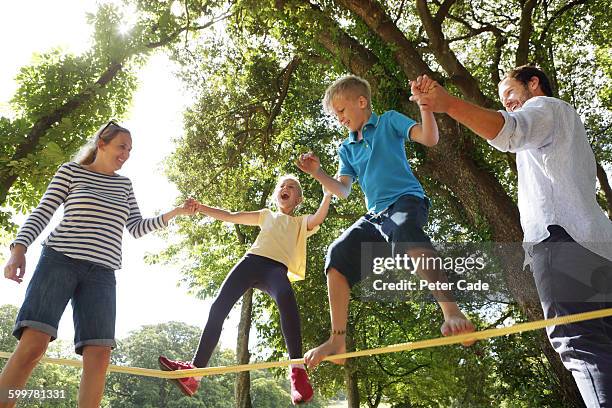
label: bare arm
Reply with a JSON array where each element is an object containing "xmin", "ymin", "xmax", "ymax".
[
  {"xmin": 4, "ymin": 244, "xmax": 27, "ymax": 283},
  {"xmin": 409, "ymin": 81, "xmax": 440, "ymax": 147},
  {"xmin": 446, "ymin": 97, "xmax": 504, "ymax": 140},
  {"xmin": 161, "ymin": 198, "xmax": 198, "ymax": 224},
  {"xmin": 409, "ymin": 113, "xmax": 439, "ymax": 146},
  {"xmin": 197, "ymin": 203, "xmax": 261, "ymax": 226},
  {"xmin": 410, "ymin": 75, "xmax": 504, "ymax": 140},
  {"xmin": 296, "ymin": 152, "xmax": 352, "ymax": 199},
  {"xmin": 307, "ymin": 191, "xmax": 333, "ymax": 230}
]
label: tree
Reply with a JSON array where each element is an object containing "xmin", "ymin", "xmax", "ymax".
[
  {"xmin": 5, "ymin": 0, "xmax": 610, "ymax": 405},
  {"xmin": 158, "ymin": 0, "xmax": 610, "ymax": 406},
  {"xmin": 104, "ymin": 321, "xmax": 235, "ymax": 408},
  {"xmin": 0, "ymin": 304, "xmax": 80, "ymax": 407},
  {"xmin": 0, "ymin": 1, "xmax": 231, "ymax": 233}
]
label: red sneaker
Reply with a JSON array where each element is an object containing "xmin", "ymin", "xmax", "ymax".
[
  {"xmin": 290, "ymin": 367, "xmax": 314, "ymax": 404},
  {"xmin": 158, "ymin": 355, "xmax": 200, "ymax": 397}
]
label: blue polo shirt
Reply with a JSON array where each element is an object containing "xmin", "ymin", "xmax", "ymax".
[{"xmin": 337, "ymin": 110, "xmax": 425, "ymax": 213}]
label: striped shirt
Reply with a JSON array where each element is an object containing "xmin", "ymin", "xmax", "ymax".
[{"xmin": 12, "ymin": 162, "xmax": 167, "ymax": 270}]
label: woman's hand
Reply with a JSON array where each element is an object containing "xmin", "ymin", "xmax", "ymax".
[{"xmin": 4, "ymin": 244, "xmax": 27, "ymax": 283}]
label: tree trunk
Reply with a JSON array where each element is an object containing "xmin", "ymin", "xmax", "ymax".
[
  {"xmin": 345, "ymin": 331, "xmax": 360, "ymax": 408},
  {"xmin": 345, "ymin": 368, "xmax": 360, "ymax": 408},
  {"xmin": 275, "ymin": 1, "xmax": 584, "ymax": 404},
  {"xmin": 234, "ymin": 288, "xmax": 253, "ymax": 408},
  {"xmin": 596, "ymin": 160, "xmax": 612, "ymax": 218}
]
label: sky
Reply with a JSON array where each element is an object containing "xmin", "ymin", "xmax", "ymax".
[{"xmin": 0, "ymin": 0, "xmax": 242, "ymax": 353}]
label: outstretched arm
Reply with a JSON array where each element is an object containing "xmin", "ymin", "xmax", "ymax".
[
  {"xmin": 409, "ymin": 80, "xmax": 439, "ymax": 147},
  {"xmin": 410, "ymin": 75, "xmax": 504, "ymax": 140},
  {"xmin": 296, "ymin": 152, "xmax": 352, "ymax": 199},
  {"xmin": 307, "ymin": 187, "xmax": 333, "ymax": 230},
  {"xmin": 197, "ymin": 203, "xmax": 261, "ymax": 226}
]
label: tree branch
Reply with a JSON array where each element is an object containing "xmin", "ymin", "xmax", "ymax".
[
  {"xmin": 0, "ymin": 61, "xmax": 124, "ymax": 204},
  {"xmin": 538, "ymin": 0, "xmax": 588, "ymax": 45},
  {"xmin": 264, "ymin": 56, "xmax": 300, "ymax": 157},
  {"xmin": 415, "ymin": 0, "xmax": 496, "ymax": 107},
  {"xmin": 334, "ymin": 0, "xmax": 433, "ymax": 79},
  {"xmin": 516, "ymin": 0, "xmax": 537, "ymax": 66},
  {"xmin": 435, "ymin": 0, "xmax": 458, "ymax": 22}
]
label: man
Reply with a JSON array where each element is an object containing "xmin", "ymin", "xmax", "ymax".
[{"xmin": 410, "ymin": 65, "xmax": 612, "ymax": 407}]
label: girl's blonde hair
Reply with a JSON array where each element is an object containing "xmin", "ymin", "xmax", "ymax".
[
  {"xmin": 273, "ymin": 174, "xmax": 303, "ymax": 205},
  {"xmin": 272, "ymin": 174, "xmax": 304, "ymax": 208},
  {"xmin": 74, "ymin": 121, "xmax": 131, "ymax": 165}
]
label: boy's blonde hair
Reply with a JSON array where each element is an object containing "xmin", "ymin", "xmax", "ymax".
[{"xmin": 323, "ymin": 75, "xmax": 372, "ymax": 114}]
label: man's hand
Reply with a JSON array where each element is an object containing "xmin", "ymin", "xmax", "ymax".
[
  {"xmin": 296, "ymin": 152, "xmax": 321, "ymax": 176},
  {"xmin": 409, "ymin": 75, "xmax": 454, "ymax": 113}
]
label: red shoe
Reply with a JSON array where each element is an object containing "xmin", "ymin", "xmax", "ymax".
[
  {"xmin": 290, "ymin": 367, "xmax": 314, "ymax": 404},
  {"xmin": 158, "ymin": 355, "xmax": 200, "ymax": 397}
]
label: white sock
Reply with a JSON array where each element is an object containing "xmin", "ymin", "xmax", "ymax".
[{"xmin": 290, "ymin": 363, "xmax": 305, "ymax": 371}]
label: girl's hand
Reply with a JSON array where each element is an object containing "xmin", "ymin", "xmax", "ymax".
[
  {"xmin": 177, "ymin": 198, "xmax": 199, "ymax": 216},
  {"xmin": 322, "ymin": 183, "xmax": 333, "ymax": 198},
  {"xmin": 296, "ymin": 152, "xmax": 321, "ymax": 176}
]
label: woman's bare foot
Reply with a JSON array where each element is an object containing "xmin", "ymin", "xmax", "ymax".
[{"xmin": 304, "ymin": 336, "xmax": 346, "ymax": 369}]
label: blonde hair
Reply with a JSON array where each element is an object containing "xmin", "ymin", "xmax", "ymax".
[
  {"xmin": 74, "ymin": 121, "xmax": 131, "ymax": 165},
  {"xmin": 323, "ymin": 75, "xmax": 372, "ymax": 114},
  {"xmin": 273, "ymin": 174, "xmax": 303, "ymax": 205}
]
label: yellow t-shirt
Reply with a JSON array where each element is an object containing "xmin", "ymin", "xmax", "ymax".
[{"xmin": 248, "ymin": 209, "xmax": 319, "ymax": 281}]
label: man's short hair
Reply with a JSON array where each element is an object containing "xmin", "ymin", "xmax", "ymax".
[
  {"xmin": 323, "ymin": 75, "xmax": 372, "ymax": 114},
  {"xmin": 502, "ymin": 65, "xmax": 554, "ymax": 97}
]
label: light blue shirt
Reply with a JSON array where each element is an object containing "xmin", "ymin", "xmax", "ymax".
[
  {"xmin": 489, "ymin": 96, "xmax": 612, "ymax": 265},
  {"xmin": 337, "ymin": 110, "xmax": 423, "ymax": 213}
]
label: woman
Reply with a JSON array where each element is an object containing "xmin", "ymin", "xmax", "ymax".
[{"xmin": 0, "ymin": 121, "xmax": 196, "ymax": 408}]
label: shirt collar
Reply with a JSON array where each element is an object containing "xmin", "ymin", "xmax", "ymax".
[{"xmin": 348, "ymin": 112, "xmax": 379, "ymax": 143}]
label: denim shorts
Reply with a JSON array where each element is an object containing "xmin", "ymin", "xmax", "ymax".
[
  {"xmin": 325, "ymin": 195, "xmax": 434, "ymax": 287},
  {"xmin": 13, "ymin": 246, "xmax": 117, "ymax": 355}
]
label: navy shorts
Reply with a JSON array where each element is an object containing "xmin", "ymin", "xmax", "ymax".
[
  {"xmin": 13, "ymin": 246, "xmax": 117, "ymax": 355},
  {"xmin": 325, "ymin": 195, "xmax": 434, "ymax": 287}
]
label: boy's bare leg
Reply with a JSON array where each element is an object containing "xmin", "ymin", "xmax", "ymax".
[
  {"xmin": 304, "ymin": 267, "xmax": 349, "ymax": 369},
  {"xmin": 0, "ymin": 328, "xmax": 50, "ymax": 408},
  {"xmin": 408, "ymin": 248, "xmax": 475, "ymax": 344}
]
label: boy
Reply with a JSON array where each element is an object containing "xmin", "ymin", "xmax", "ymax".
[{"xmin": 297, "ymin": 75, "xmax": 475, "ymax": 369}]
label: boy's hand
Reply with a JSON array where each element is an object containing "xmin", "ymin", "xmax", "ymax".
[
  {"xmin": 296, "ymin": 152, "xmax": 321, "ymax": 176},
  {"xmin": 441, "ymin": 310, "xmax": 476, "ymax": 346},
  {"xmin": 411, "ymin": 74, "xmax": 436, "ymax": 94},
  {"xmin": 410, "ymin": 75, "xmax": 453, "ymax": 113}
]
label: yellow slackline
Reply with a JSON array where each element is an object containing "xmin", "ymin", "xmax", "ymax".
[{"xmin": 1, "ymin": 308, "xmax": 612, "ymax": 379}]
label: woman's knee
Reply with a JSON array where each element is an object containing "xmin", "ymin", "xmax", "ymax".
[
  {"xmin": 15, "ymin": 328, "xmax": 50, "ymax": 365},
  {"xmin": 82, "ymin": 346, "xmax": 112, "ymax": 363}
]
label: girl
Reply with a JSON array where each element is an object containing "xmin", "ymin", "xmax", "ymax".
[
  {"xmin": 1, "ymin": 121, "xmax": 196, "ymax": 408},
  {"xmin": 159, "ymin": 175, "xmax": 332, "ymax": 405}
]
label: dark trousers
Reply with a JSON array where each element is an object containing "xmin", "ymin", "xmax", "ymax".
[
  {"xmin": 193, "ymin": 254, "xmax": 302, "ymax": 367},
  {"xmin": 532, "ymin": 225, "xmax": 612, "ymax": 407}
]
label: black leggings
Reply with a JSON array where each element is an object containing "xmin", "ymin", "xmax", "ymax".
[{"xmin": 193, "ymin": 254, "xmax": 302, "ymax": 367}]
